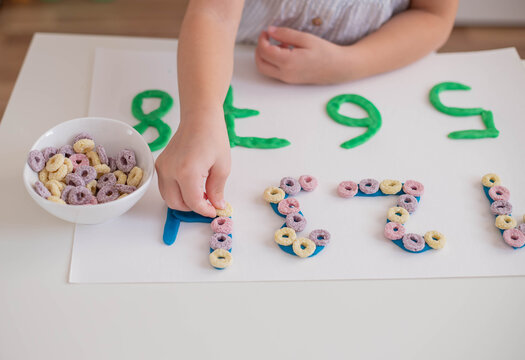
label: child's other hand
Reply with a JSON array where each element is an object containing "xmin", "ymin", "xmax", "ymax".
[
  {"xmin": 255, "ymin": 26, "xmax": 345, "ymax": 84},
  {"xmin": 155, "ymin": 109, "xmax": 231, "ymax": 218}
]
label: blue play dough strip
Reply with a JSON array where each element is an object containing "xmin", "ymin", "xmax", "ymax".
[
  {"xmin": 483, "ymin": 186, "xmax": 524, "ymax": 249},
  {"xmin": 163, "ymin": 208, "xmax": 213, "ymax": 246},
  {"xmin": 354, "ymin": 185, "xmax": 428, "ymax": 253}
]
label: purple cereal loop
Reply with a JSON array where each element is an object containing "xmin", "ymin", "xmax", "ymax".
[
  {"xmin": 115, "ymin": 184, "xmax": 136, "ymax": 194},
  {"xmin": 67, "ymin": 186, "xmax": 92, "ymax": 205},
  {"xmin": 277, "ymin": 198, "xmax": 300, "ymax": 215},
  {"xmin": 397, "ymin": 194, "xmax": 418, "ymax": 213},
  {"xmin": 61, "ymin": 185, "xmax": 75, "ymax": 203},
  {"xmin": 72, "ymin": 132, "xmax": 94, "ymax": 144},
  {"xmin": 59, "ymin": 145, "xmax": 74, "ymax": 158},
  {"xmin": 107, "ymin": 157, "xmax": 117, "ymax": 172},
  {"xmin": 97, "ymin": 172, "xmax": 116, "ymax": 189},
  {"xmin": 403, "ymin": 180, "xmax": 424, "ymax": 197},
  {"xmin": 490, "ymin": 200, "xmax": 513, "ymax": 216},
  {"xmin": 285, "ymin": 213, "xmax": 307, "ymax": 232},
  {"xmin": 96, "ymin": 145, "xmax": 108, "ymax": 165},
  {"xmin": 42, "ymin": 147, "xmax": 58, "ymax": 162},
  {"xmin": 97, "ymin": 185, "xmax": 119, "ymax": 203},
  {"xmin": 74, "ymin": 165, "xmax": 97, "ymax": 183},
  {"xmin": 402, "ymin": 233, "xmax": 425, "ymax": 252},
  {"xmin": 65, "ymin": 173, "xmax": 85, "ymax": 187},
  {"xmin": 27, "ymin": 150, "xmax": 46, "ymax": 172},
  {"xmin": 384, "ymin": 222, "xmax": 405, "ymax": 240},
  {"xmin": 337, "ymin": 181, "xmax": 358, "ymax": 198},
  {"xmin": 489, "ymin": 186, "xmax": 510, "ymax": 202},
  {"xmin": 34, "ymin": 180, "xmax": 51, "ymax": 199},
  {"xmin": 69, "ymin": 153, "xmax": 89, "ymax": 170},
  {"xmin": 209, "ymin": 233, "xmax": 232, "ymax": 250},
  {"xmin": 298, "ymin": 175, "xmax": 318, "ymax": 192},
  {"xmin": 308, "ymin": 229, "xmax": 331, "ymax": 246},
  {"xmin": 503, "ymin": 229, "xmax": 525, "ymax": 248},
  {"xmin": 280, "ymin": 177, "xmax": 301, "ymax": 195},
  {"xmin": 211, "ymin": 217, "xmax": 233, "ymax": 234},
  {"xmin": 359, "ymin": 178, "xmax": 379, "ymax": 194},
  {"xmin": 116, "ymin": 149, "xmax": 136, "ymax": 173}
]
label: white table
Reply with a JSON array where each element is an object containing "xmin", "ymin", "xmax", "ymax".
[{"xmin": 1, "ymin": 33, "xmax": 524, "ymax": 360}]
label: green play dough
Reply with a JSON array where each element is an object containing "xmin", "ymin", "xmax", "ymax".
[
  {"xmin": 223, "ymin": 86, "xmax": 290, "ymax": 149},
  {"xmin": 326, "ymin": 94, "xmax": 382, "ymax": 149},
  {"xmin": 429, "ymin": 82, "xmax": 499, "ymax": 139},
  {"xmin": 131, "ymin": 89, "xmax": 174, "ymax": 151}
]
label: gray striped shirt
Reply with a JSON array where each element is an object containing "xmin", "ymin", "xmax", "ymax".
[{"xmin": 237, "ymin": 0, "xmax": 410, "ymax": 45}]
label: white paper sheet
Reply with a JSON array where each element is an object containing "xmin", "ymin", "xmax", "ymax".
[{"xmin": 71, "ymin": 47, "xmax": 525, "ymax": 283}]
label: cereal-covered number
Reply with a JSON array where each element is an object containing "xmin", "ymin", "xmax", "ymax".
[
  {"xmin": 429, "ymin": 82, "xmax": 499, "ymax": 139},
  {"xmin": 326, "ymin": 94, "xmax": 382, "ymax": 149}
]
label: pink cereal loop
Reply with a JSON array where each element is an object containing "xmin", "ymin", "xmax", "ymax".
[
  {"xmin": 403, "ymin": 180, "xmax": 424, "ymax": 197},
  {"xmin": 503, "ymin": 229, "xmax": 525, "ymax": 248},
  {"xmin": 211, "ymin": 217, "xmax": 233, "ymax": 235},
  {"xmin": 69, "ymin": 153, "xmax": 89, "ymax": 170},
  {"xmin": 298, "ymin": 175, "xmax": 318, "ymax": 192},
  {"xmin": 489, "ymin": 185, "xmax": 510, "ymax": 202},
  {"xmin": 384, "ymin": 222, "xmax": 405, "ymax": 240},
  {"xmin": 277, "ymin": 198, "xmax": 301, "ymax": 215},
  {"xmin": 337, "ymin": 181, "xmax": 358, "ymax": 198}
]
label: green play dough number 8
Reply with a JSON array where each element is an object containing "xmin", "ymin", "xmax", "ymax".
[{"xmin": 429, "ymin": 82, "xmax": 499, "ymax": 139}]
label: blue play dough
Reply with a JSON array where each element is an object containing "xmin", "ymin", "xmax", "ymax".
[
  {"xmin": 163, "ymin": 208, "xmax": 213, "ymax": 246},
  {"xmin": 482, "ymin": 186, "xmax": 524, "ymax": 250}
]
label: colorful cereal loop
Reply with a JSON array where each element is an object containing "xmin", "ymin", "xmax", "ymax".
[
  {"xmin": 503, "ymin": 229, "xmax": 525, "ymax": 248},
  {"xmin": 495, "ymin": 215, "xmax": 516, "ymax": 230},
  {"xmin": 482, "ymin": 173, "xmax": 501, "ymax": 188},
  {"xmin": 424, "ymin": 230, "xmax": 446, "ymax": 250},
  {"xmin": 216, "ymin": 202, "xmax": 234, "ymax": 217},
  {"xmin": 298, "ymin": 175, "xmax": 318, "ymax": 192},
  {"xmin": 402, "ymin": 180, "xmax": 425, "ymax": 197},
  {"xmin": 488, "ymin": 185, "xmax": 510, "ymax": 202},
  {"xmin": 402, "ymin": 233, "xmax": 425, "ymax": 252},
  {"xmin": 277, "ymin": 198, "xmax": 301, "ymax": 216},
  {"xmin": 379, "ymin": 179, "xmax": 402, "ymax": 195},
  {"xmin": 209, "ymin": 248, "xmax": 233, "ymax": 269},
  {"xmin": 387, "ymin": 207, "xmax": 410, "ymax": 224},
  {"xmin": 384, "ymin": 222, "xmax": 405, "ymax": 240},
  {"xmin": 263, "ymin": 186, "xmax": 285, "ymax": 203},
  {"xmin": 274, "ymin": 227, "xmax": 297, "ymax": 246},
  {"xmin": 337, "ymin": 181, "xmax": 358, "ymax": 198},
  {"xmin": 292, "ymin": 238, "xmax": 316, "ymax": 258}
]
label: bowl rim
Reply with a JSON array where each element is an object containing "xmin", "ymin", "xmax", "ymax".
[{"xmin": 23, "ymin": 116, "xmax": 155, "ymax": 208}]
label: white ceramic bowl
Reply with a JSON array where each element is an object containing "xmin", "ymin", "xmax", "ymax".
[{"xmin": 23, "ymin": 117, "xmax": 155, "ymax": 224}]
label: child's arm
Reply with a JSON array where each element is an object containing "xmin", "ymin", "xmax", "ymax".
[
  {"xmin": 156, "ymin": 0, "xmax": 244, "ymax": 217},
  {"xmin": 255, "ymin": 0, "xmax": 458, "ymax": 84}
]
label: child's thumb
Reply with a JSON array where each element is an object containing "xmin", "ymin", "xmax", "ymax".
[
  {"xmin": 268, "ymin": 26, "xmax": 311, "ymax": 48},
  {"xmin": 206, "ymin": 165, "xmax": 229, "ymax": 210}
]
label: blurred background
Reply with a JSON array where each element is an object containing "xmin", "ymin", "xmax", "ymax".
[{"xmin": 1, "ymin": 0, "xmax": 524, "ymax": 118}]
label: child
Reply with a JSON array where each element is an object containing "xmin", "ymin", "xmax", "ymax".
[{"xmin": 155, "ymin": 0, "xmax": 458, "ymax": 217}]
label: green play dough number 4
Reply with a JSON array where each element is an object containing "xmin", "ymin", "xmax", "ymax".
[{"xmin": 429, "ymin": 82, "xmax": 499, "ymax": 139}]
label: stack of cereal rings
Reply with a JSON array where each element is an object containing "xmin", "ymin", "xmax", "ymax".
[
  {"xmin": 27, "ymin": 132, "xmax": 144, "ymax": 205},
  {"xmin": 481, "ymin": 173, "xmax": 525, "ymax": 249},
  {"xmin": 162, "ymin": 203, "xmax": 234, "ymax": 269},
  {"xmin": 337, "ymin": 178, "xmax": 446, "ymax": 253},
  {"xmin": 263, "ymin": 175, "xmax": 331, "ymax": 258}
]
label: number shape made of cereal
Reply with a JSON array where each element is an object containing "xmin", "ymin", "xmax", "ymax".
[
  {"xmin": 263, "ymin": 175, "xmax": 331, "ymax": 258},
  {"xmin": 337, "ymin": 178, "xmax": 446, "ymax": 253},
  {"xmin": 481, "ymin": 173, "xmax": 525, "ymax": 249},
  {"xmin": 163, "ymin": 205, "xmax": 234, "ymax": 269}
]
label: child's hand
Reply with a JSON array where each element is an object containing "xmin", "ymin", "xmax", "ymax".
[
  {"xmin": 255, "ymin": 26, "xmax": 345, "ymax": 84},
  {"xmin": 155, "ymin": 109, "xmax": 231, "ymax": 218}
]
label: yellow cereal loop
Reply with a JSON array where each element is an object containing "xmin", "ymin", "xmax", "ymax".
[
  {"xmin": 45, "ymin": 180, "xmax": 63, "ymax": 197},
  {"xmin": 216, "ymin": 202, "xmax": 233, "ymax": 217},
  {"xmin": 292, "ymin": 237, "xmax": 316, "ymax": 258},
  {"xmin": 86, "ymin": 180, "xmax": 97, "ymax": 195},
  {"xmin": 118, "ymin": 194, "xmax": 129, "ymax": 199},
  {"xmin": 495, "ymin": 215, "xmax": 516, "ymax": 230},
  {"xmin": 274, "ymin": 227, "xmax": 297, "ymax": 246},
  {"xmin": 263, "ymin": 186, "xmax": 285, "ymax": 203},
  {"xmin": 127, "ymin": 166, "xmax": 143, "ymax": 187},
  {"xmin": 39, "ymin": 168, "xmax": 49, "ymax": 183},
  {"xmin": 424, "ymin": 230, "xmax": 446, "ymax": 249},
  {"xmin": 45, "ymin": 153, "xmax": 65, "ymax": 172},
  {"xmin": 94, "ymin": 164, "xmax": 110, "ymax": 179},
  {"xmin": 379, "ymin": 179, "xmax": 402, "ymax": 195},
  {"xmin": 47, "ymin": 195, "xmax": 66, "ymax": 204},
  {"xmin": 482, "ymin": 173, "xmax": 501, "ymax": 188},
  {"xmin": 86, "ymin": 150, "xmax": 101, "ymax": 166},
  {"xmin": 113, "ymin": 170, "xmax": 127, "ymax": 184},
  {"xmin": 73, "ymin": 139, "xmax": 95, "ymax": 154},
  {"xmin": 48, "ymin": 164, "xmax": 68, "ymax": 181},
  {"xmin": 387, "ymin": 207, "xmax": 410, "ymax": 224},
  {"xmin": 63, "ymin": 158, "xmax": 73, "ymax": 173},
  {"xmin": 209, "ymin": 248, "xmax": 233, "ymax": 269}
]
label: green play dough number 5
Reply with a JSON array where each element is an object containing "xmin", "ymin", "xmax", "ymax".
[{"xmin": 429, "ymin": 82, "xmax": 499, "ymax": 139}]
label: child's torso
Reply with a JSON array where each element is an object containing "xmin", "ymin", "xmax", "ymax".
[{"xmin": 237, "ymin": 0, "xmax": 410, "ymax": 45}]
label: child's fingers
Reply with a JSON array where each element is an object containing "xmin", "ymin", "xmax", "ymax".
[
  {"xmin": 255, "ymin": 50, "xmax": 281, "ymax": 79},
  {"xmin": 257, "ymin": 31, "xmax": 291, "ymax": 66},
  {"xmin": 267, "ymin": 26, "xmax": 313, "ymax": 48},
  {"xmin": 205, "ymin": 164, "xmax": 229, "ymax": 210},
  {"xmin": 158, "ymin": 176, "xmax": 191, "ymax": 211},
  {"xmin": 179, "ymin": 174, "xmax": 217, "ymax": 218}
]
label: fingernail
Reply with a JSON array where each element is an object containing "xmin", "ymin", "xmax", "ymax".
[{"xmin": 268, "ymin": 26, "xmax": 276, "ymax": 33}]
